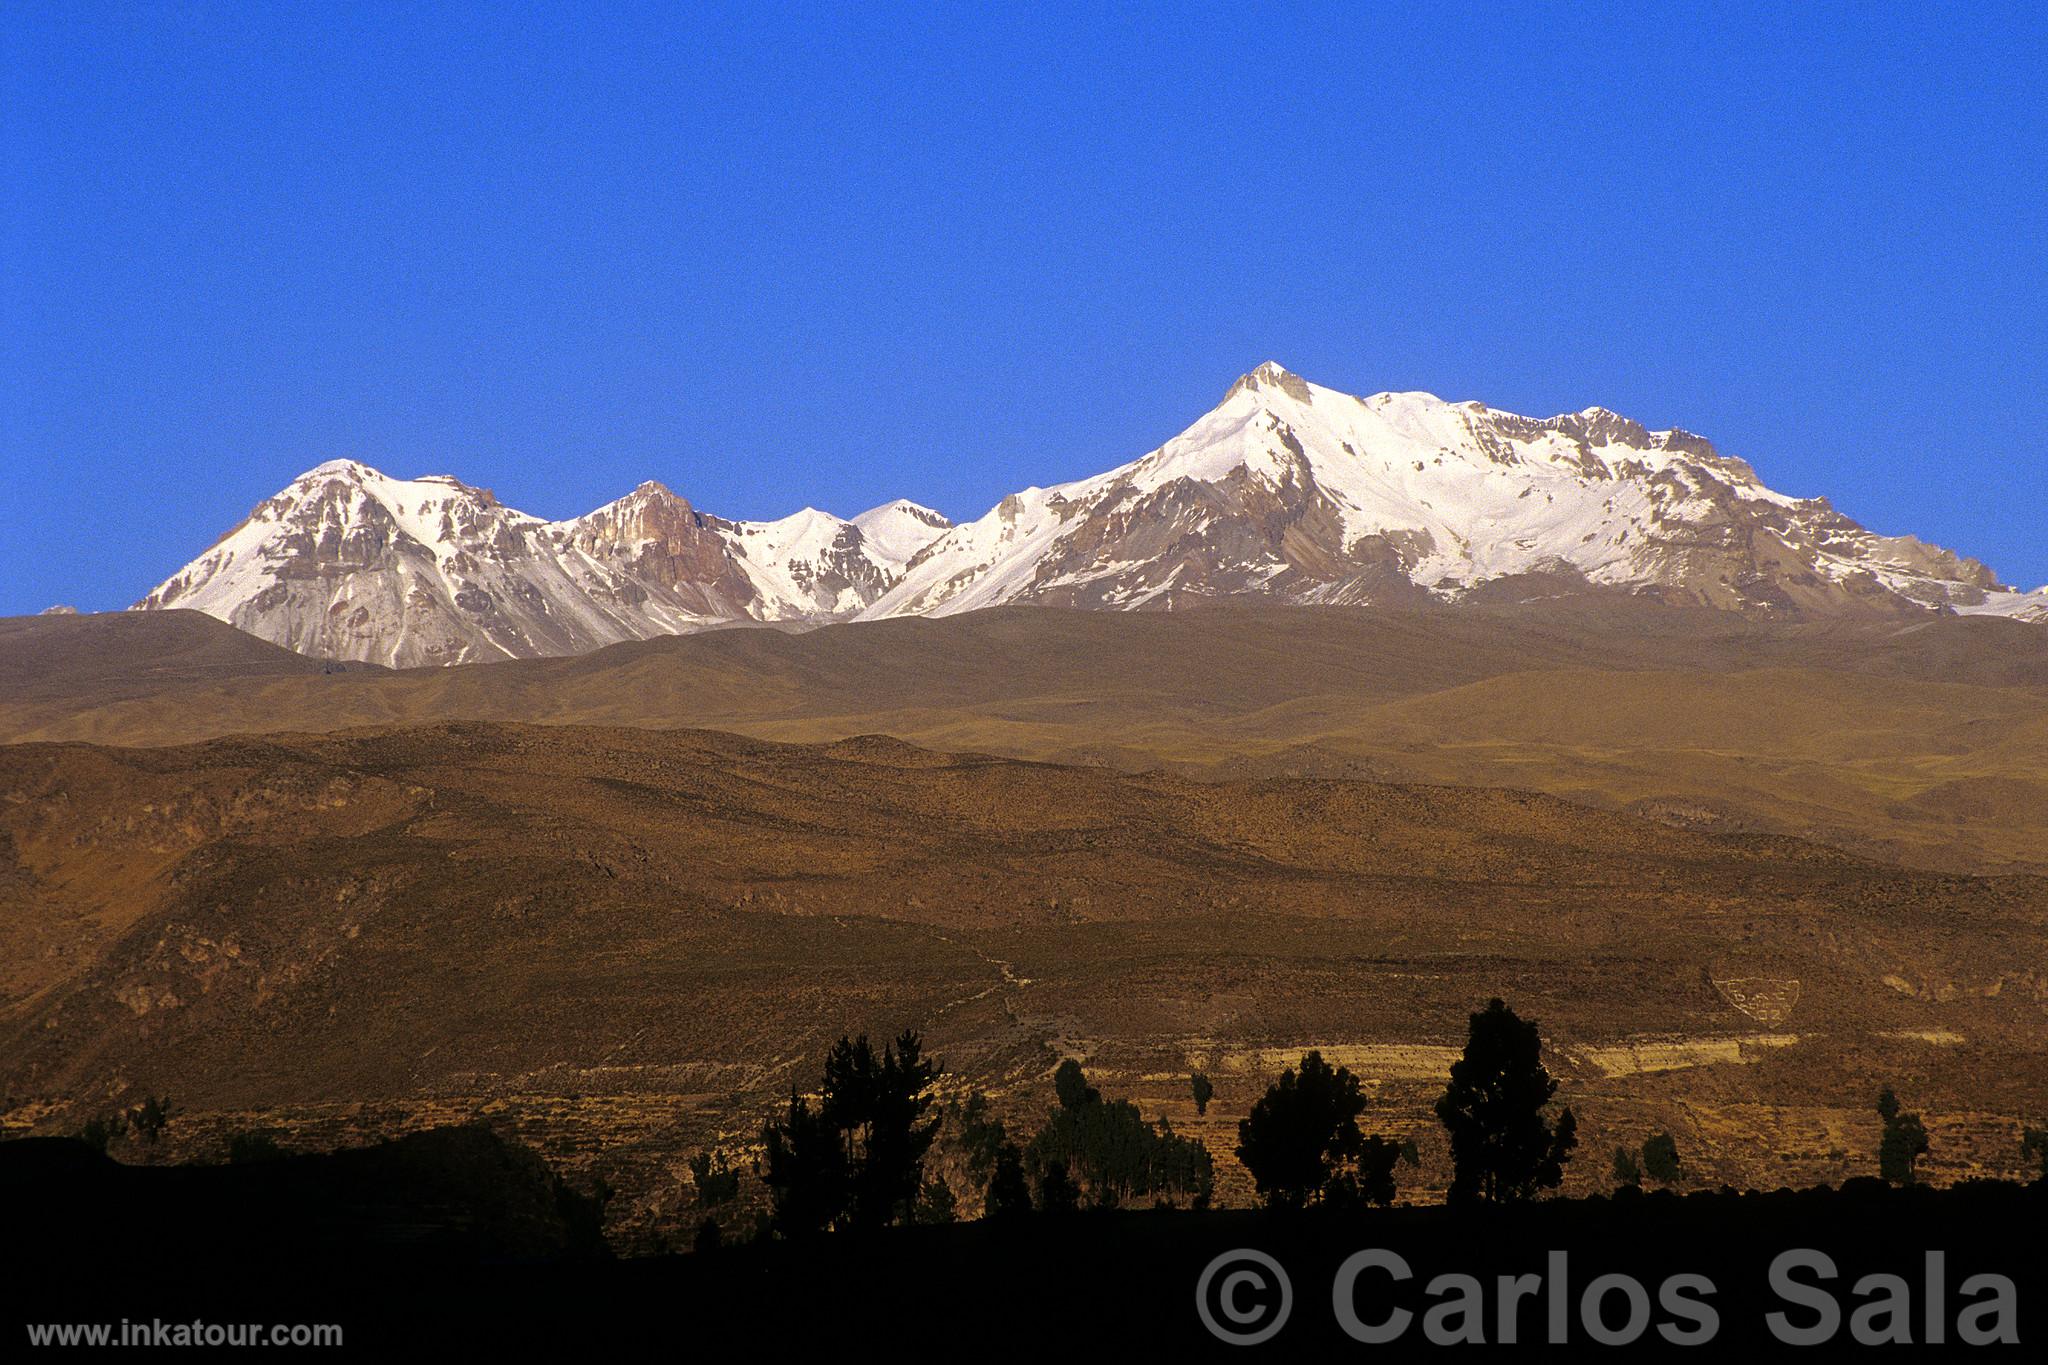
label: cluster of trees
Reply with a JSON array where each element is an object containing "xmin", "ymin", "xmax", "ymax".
[
  {"xmin": 1612, "ymin": 1132, "xmax": 1682, "ymax": 1189},
  {"xmin": 700, "ymin": 1001, "xmax": 2019, "ymax": 1248},
  {"xmin": 737, "ymin": 999, "xmax": 1578, "ymax": 1242},
  {"xmin": 933, "ymin": 1090, "xmax": 1030, "ymax": 1219},
  {"xmin": 938, "ymin": 1062, "xmax": 1213, "ymax": 1217},
  {"xmin": 1234, "ymin": 1050, "xmax": 1410, "ymax": 1209},
  {"xmin": 1025, "ymin": 1060, "xmax": 1213, "ymax": 1210},
  {"xmin": 740, "ymin": 1041, "xmax": 1214, "ymax": 1241},
  {"xmin": 758, "ymin": 1030, "xmax": 942, "ymax": 1237},
  {"xmin": 1234, "ymin": 998, "xmax": 1574, "ymax": 1210},
  {"xmin": 74, "ymin": 1094, "xmax": 174, "ymax": 1152},
  {"xmin": 688, "ymin": 1148, "xmax": 741, "ymax": 1208}
]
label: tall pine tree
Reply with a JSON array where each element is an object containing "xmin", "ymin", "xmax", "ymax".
[{"xmin": 1435, "ymin": 999, "xmax": 1577, "ymax": 1203}]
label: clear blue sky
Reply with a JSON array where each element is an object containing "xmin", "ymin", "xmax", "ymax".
[{"xmin": 5, "ymin": 1, "xmax": 2044, "ymax": 614}]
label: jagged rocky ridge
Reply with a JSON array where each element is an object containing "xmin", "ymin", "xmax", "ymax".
[
  {"xmin": 138, "ymin": 364, "xmax": 2046, "ymax": 664},
  {"xmin": 138, "ymin": 465, "xmax": 953, "ymax": 666}
]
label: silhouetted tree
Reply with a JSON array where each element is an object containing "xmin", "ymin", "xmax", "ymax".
[
  {"xmin": 1435, "ymin": 998, "xmax": 1577, "ymax": 1203},
  {"xmin": 943, "ymin": 1091, "xmax": 1009, "ymax": 1186},
  {"xmin": 693, "ymin": 1217, "xmax": 724, "ymax": 1253},
  {"xmin": 2022, "ymin": 1127, "xmax": 2047, "ymax": 1184},
  {"xmin": 1053, "ymin": 1059, "xmax": 1100, "ymax": 1111},
  {"xmin": 1877, "ymin": 1087, "xmax": 1929, "ymax": 1186},
  {"xmin": 1028, "ymin": 1061, "xmax": 1213, "ymax": 1207},
  {"xmin": 688, "ymin": 1147, "xmax": 741, "ymax": 1207},
  {"xmin": 1149, "ymin": 1115, "xmax": 1215, "ymax": 1209},
  {"xmin": 1191, "ymin": 1073, "xmax": 1214, "ymax": 1116},
  {"xmin": 913, "ymin": 1175, "xmax": 957, "ymax": 1224},
  {"xmin": 986, "ymin": 1143, "xmax": 1033, "ymax": 1219},
  {"xmin": 1350, "ymin": 1135, "xmax": 1404, "ymax": 1208},
  {"xmin": 1039, "ymin": 1160, "xmax": 1080, "ymax": 1214},
  {"xmin": 1612, "ymin": 1146, "xmax": 1642, "ymax": 1188},
  {"xmin": 1235, "ymin": 1051, "xmax": 1367, "ymax": 1209},
  {"xmin": 1641, "ymin": 1132, "xmax": 1682, "ymax": 1184},
  {"xmin": 758, "ymin": 1031, "xmax": 949, "ymax": 1236},
  {"xmin": 76, "ymin": 1114, "xmax": 124, "ymax": 1152},
  {"xmin": 760, "ymin": 1090, "xmax": 849, "ymax": 1237}
]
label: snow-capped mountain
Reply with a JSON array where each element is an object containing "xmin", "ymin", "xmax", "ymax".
[
  {"xmin": 136, "ymin": 364, "xmax": 2045, "ymax": 666},
  {"xmin": 862, "ymin": 363, "xmax": 2047, "ymax": 625},
  {"xmin": 136, "ymin": 461, "xmax": 952, "ymax": 666}
]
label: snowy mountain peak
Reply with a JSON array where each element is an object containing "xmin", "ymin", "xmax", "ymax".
[
  {"xmin": 1226, "ymin": 360, "xmax": 1316, "ymax": 405},
  {"xmin": 305, "ymin": 457, "xmax": 374, "ymax": 479},
  {"xmin": 862, "ymin": 366, "xmax": 2043, "ymax": 626},
  {"xmin": 575, "ymin": 479, "xmax": 697, "ymax": 529},
  {"xmin": 140, "ymin": 461, "xmax": 947, "ymax": 665},
  {"xmin": 852, "ymin": 499, "xmax": 955, "ymax": 569},
  {"xmin": 855, "ymin": 497, "xmax": 948, "ymax": 525},
  {"xmin": 137, "ymin": 365, "xmax": 2042, "ymax": 666}
]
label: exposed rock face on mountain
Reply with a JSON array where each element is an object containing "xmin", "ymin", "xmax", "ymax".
[
  {"xmin": 864, "ymin": 363, "xmax": 2047, "ymax": 623},
  {"xmin": 135, "ymin": 365, "xmax": 2045, "ymax": 665},
  {"xmin": 137, "ymin": 462, "xmax": 952, "ymax": 666}
]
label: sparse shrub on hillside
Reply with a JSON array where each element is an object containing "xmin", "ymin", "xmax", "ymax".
[
  {"xmin": 1236, "ymin": 1050, "xmax": 1405, "ymax": 1210},
  {"xmin": 1026, "ymin": 1061, "xmax": 1213, "ymax": 1209},
  {"xmin": 986, "ymin": 1143, "xmax": 1033, "ymax": 1219},
  {"xmin": 228, "ymin": 1130, "xmax": 286, "ymax": 1165},
  {"xmin": 1612, "ymin": 1146, "xmax": 1643, "ymax": 1189},
  {"xmin": 128, "ymin": 1095, "xmax": 173, "ymax": 1145},
  {"xmin": 76, "ymin": 1113, "xmax": 125, "ymax": 1152},
  {"xmin": 2022, "ymin": 1127, "xmax": 2048, "ymax": 1184},
  {"xmin": 1435, "ymin": 998, "xmax": 1577, "ymax": 1203},
  {"xmin": 688, "ymin": 1147, "xmax": 741, "ymax": 1208},
  {"xmin": 692, "ymin": 1217, "xmax": 723, "ymax": 1253},
  {"xmin": 1191, "ymin": 1072, "xmax": 1214, "ymax": 1116},
  {"xmin": 1642, "ymin": 1132, "xmax": 1682, "ymax": 1184},
  {"xmin": 1876, "ymin": 1088, "xmax": 1930, "ymax": 1186}
]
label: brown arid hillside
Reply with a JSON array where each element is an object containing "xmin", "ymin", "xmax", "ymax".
[
  {"xmin": 3, "ymin": 722, "xmax": 2044, "ymax": 1247},
  {"xmin": 0, "ymin": 610, "xmax": 364, "ymax": 732},
  {"xmin": 6, "ymin": 601, "xmax": 2048, "ymax": 873}
]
